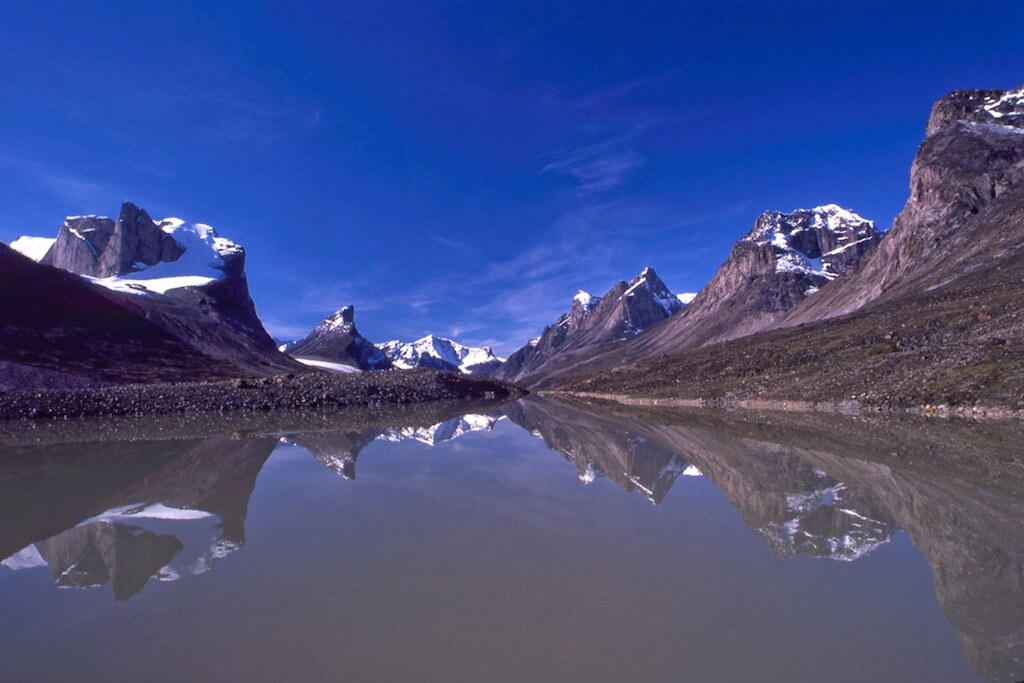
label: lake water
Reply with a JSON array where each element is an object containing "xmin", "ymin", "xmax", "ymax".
[{"xmin": 2, "ymin": 397, "xmax": 1022, "ymax": 682}]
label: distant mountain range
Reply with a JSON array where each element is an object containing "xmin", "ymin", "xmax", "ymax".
[
  {"xmin": 279, "ymin": 309, "xmax": 504, "ymax": 376},
  {"xmin": 3, "ymin": 85, "xmax": 1023, "ymax": 410},
  {"xmin": 494, "ymin": 266, "xmax": 694, "ymax": 385},
  {"xmin": 378, "ymin": 335, "xmax": 503, "ymax": 376}
]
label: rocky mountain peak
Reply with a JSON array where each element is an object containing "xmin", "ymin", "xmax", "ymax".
[
  {"xmin": 319, "ymin": 305, "xmax": 356, "ymax": 331},
  {"xmin": 744, "ymin": 205, "xmax": 880, "ymax": 281},
  {"xmin": 493, "ymin": 265, "xmax": 687, "ymax": 385},
  {"xmin": 97, "ymin": 201, "xmax": 185, "ymax": 277},
  {"xmin": 621, "ymin": 266, "xmax": 683, "ymax": 318},
  {"xmin": 783, "ymin": 85, "xmax": 1024, "ymax": 326},
  {"xmin": 287, "ymin": 306, "xmax": 391, "ymax": 371},
  {"xmin": 925, "ymin": 86, "xmax": 1024, "ymax": 137}
]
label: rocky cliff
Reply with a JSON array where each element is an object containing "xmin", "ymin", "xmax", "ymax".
[
  {"xmin": 785, "ymin": 86, "xmax": 1024, "ymax": 325},
  {"xmin": 559, "ymin": 87, "xmax": 1024, "ymax": 407},
  {"xmin": 599, "ymin": 205, "xmax": 880, "ymax": 368},
  {"xmin": 40, "ymin": 202, "xmax": 184, "ymax": 278},
  {"xmin": 1, "ymin": 202, "xmax": 302, "ymax": 388}
]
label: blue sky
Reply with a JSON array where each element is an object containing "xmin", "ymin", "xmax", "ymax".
[{"xmin": 1, "ymin": 2, "xmax": 1021, "ymax": 354}]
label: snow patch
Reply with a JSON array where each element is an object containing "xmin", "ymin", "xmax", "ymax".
[
  {"xmin": 1, "ymin": 544, "xmax": 48, "ymax": 570},
  {"xmin": 295, "ymin": 357, "xmax": 362, "ymax": 373},
  {"xmin": 676, "ymin": 292, "xmax": 697, "ymax": 305},
  {"xmin": 87, "ymin": 217, "xmax": 241, "ymax": 296},
  {"xmin": 9, "ymin": 236, "xmax": 55, "ymax": 261}
]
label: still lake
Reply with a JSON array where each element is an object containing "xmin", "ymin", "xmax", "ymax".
[{"xmin": 2, "ymin": 397, "xmax": 1022, "ymax": 682}]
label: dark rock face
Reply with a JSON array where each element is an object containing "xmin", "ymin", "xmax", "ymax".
[
  {"xmin": 286, "ymin": 306, "xmax": 393, "ymax": 371},
  {"xmin": 39, "ymin": 215, "xmax": 115, "ymax": 275},
  {"xmin": 495, "ymin": 267, "xmax": 684, "ymax": 386},
  {"xmin": 41, "ymin": 202, "xmax": 184, "ymax": 278}
]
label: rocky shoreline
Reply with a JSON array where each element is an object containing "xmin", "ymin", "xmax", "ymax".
[
  {"xmin": 553, "ymin": 391, "xmax": 1024, "ymax": 421},
  {"xmin": 0, "ymin": 368, "xmax": 523, "ymax": 421}
]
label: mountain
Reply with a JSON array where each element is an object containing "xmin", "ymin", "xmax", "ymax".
[
  {"xmin": 522, "ymin": 206, "xmax": 880, "ymax": 389},
  {"xmin": 561, "ymin": 87, "xmax": 1024, "ymax": 409},
  {"xmin": 1, "ymin": 203, "xmax": 302, "ymax": 390},
  {"xmin": 637, "ymin": 204, "xmax": 881, "ymax": 350},
  {"xmin": 783, "ymin": 86, "xmax": 1024, "ymax": 325},
  {"xmin": 377, "ymin": 335, "xmax": 503, "ymax": 376},
  {"xmin": 283, "ymin": 305, "xmax": 392, "ymax": 371},
  {"xmin": 494, "ymin": 266, "xmax": 689, "ymax": 386}
]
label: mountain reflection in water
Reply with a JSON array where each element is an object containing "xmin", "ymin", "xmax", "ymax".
[{"xmin": 1, "ymin": 397, "xmax": 1022, "ymax": 682}]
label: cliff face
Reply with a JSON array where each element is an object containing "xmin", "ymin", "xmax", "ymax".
[
  {"xmin": 786, "ymin": 86, "xmax": 1024, "ymax": 325},
  {"xmin": 40, "ymin": 203, "xmax": 185, "ymax": 278},
  {"xmin": 2, "ymin": 203, "xmax": 301, "ymax": 388},
  {"xmin": 555, "ymin": 87, "xmax": 1024, "ymax": 406}
]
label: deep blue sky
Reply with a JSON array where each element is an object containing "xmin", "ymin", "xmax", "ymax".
[{"xmin": 1, "ymin": 2, "xmax": 1021, "ymax": 353}]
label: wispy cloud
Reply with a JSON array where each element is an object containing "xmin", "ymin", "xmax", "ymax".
[
  {"xmin": 0, "ymin": 155, "xmax": 117, "ymax": 206},
  {"xmin": 429, "ymin": 233, "xmax": 481, "ymax": 256},
  {"xmin": 539, "ymin": 134, "xmax": 644, "ymax": 195}
]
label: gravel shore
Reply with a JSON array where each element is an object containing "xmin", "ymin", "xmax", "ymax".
[{"xmin": 0, "ymin": 368, "xmax": 524, "ymax": 421}]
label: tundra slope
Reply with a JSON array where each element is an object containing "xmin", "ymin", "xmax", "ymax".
[{"xmin": 560, "ymin": 87, "xmax": 1024, "ymax": 410}]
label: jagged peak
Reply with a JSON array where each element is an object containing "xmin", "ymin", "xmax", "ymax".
[
  {"xmin": 572, "ymin": 289, "xmax": 597, "ymax": 309},
  {"xmin": 317, "ymin": 305, "xmax": 355, "ymax": 330},
  {"xmin": 744, "ymin": 205, "xmax": 880, "ymax": 282}
]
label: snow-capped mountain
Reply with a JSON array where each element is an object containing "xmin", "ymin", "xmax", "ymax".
[
  {"xmin": 494, "ymin": 266, "xmax": 688, "ymax": 386},
  {"xmin": 377, "ymin": 335, "xmax": 504, "ymax": 376},
  {"xmin": 785, "ymin": 85, "xmax": 1024, "ymax": 327},
  {"xmin": 283, "ymin": 306, "xmax": 392, "ymax": 372},
  {"xmin": 581, "ymin": 204, "xmax": 883, "ymax": 365},
  {"xmin": 744, "ymin": 205, "xmax": 880, "ymax": 290},
  {"xmin": 13, "ymin": 202, "xmax": 250, "ymax": 295},
  {"xmin": 1, "ymin": 202, "xmax": 298, "ymax": 388}
]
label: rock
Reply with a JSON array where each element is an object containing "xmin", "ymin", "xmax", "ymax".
[{"xmin": 286, "ymin": 306, "xmax": 393, "ymax": 371}]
